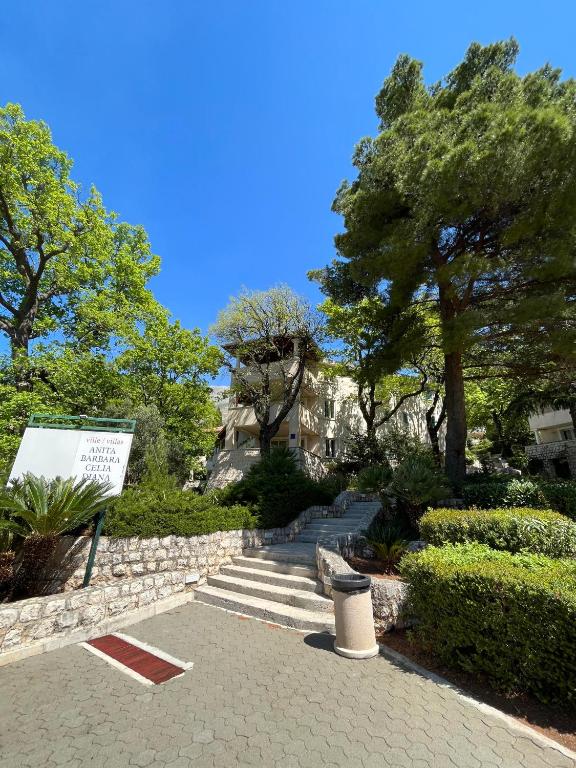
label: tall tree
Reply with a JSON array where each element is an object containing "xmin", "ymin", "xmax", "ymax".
[
  {"xmin": 0, "ymin": 103, "xmax": 160, "ymax": 380},
  {"xmin": 116, "ymin": 312, "xmax": 222, "ymax": 466},
  {"xmin": 329, "ymin": 40, "xmax": 576, "ymax": 485},
  {"xmin": 212, "ymin": 286, "xmax": 324, "ymax": 455},
  {"xmin": 317, "ymin": 296, "xmax": 429, "ymax": 439}
]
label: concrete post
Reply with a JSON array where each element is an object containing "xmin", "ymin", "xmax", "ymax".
[{"xmin": 331, "ymin": 574, "xmax": 379, "ymax": 659}]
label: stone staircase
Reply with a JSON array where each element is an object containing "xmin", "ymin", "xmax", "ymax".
[{"xmin": 194, "ymin": 500, "xmax": 380, "ymax": 631}]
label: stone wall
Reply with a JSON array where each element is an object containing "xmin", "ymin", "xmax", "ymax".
[
  {"xmin": 526, "ymin": 440, "xmax": 576, "ymax": 478},
  {"xmin": 51, "ymin": 491, "xmax": 361, "ymax": 591},
  {"xmin": 0, "ymin": 571, "xmax": 192, "ymax": 664}
]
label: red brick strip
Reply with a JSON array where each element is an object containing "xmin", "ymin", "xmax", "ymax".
[{"xmin": 87, "ymin": 634, "xmax": 184, "ymax": 684}]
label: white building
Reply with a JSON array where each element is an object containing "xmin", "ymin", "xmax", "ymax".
[
  {"xmin": 525, "ymin": 407, "xmax": 576, "ymax": 478},
  {"xmin": 207, "ymin": 346, "xmax": 441, "ymax": 488}
]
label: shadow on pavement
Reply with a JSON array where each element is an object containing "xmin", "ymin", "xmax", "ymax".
[{"xmin": 303, "ymin": 632, "xmax": 335, "ymax": 653}]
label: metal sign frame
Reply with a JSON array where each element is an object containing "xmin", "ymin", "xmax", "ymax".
[
  {"xmin": 20, "ymin": 414, "xmax": 136, "ymax": 589},
  {"xmin": 28, "ymin": 414, "xmax": 136, "ymax": 434}
]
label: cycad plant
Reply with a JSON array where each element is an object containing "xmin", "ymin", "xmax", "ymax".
[
  {"xmin": 389, "ymin": 455, "xmax": 449, "ymax": 528},
  {"xmin": 0, "ymin": 474, "xmax": 112, "ymax": 598},
  {"xmin": 363, "ymin": 520, "xmax": 410, "ymax": 574}
]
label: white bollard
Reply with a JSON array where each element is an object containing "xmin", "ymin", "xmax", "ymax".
[{"xmin": 331, "ymin": 573, "xmax": 379, "ymax": 659}]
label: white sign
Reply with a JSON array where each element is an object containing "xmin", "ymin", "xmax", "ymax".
[{"xmin": 9, "ymin": 428, "xmax": 133, "ymax": 496}]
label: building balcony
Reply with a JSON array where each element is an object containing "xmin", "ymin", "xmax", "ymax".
[{"xmin": 528, "ymin": 408, "xmax": 573, "ymax": 432}]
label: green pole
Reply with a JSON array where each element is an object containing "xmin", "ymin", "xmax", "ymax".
[{"xmin": 82, "ymin": 508, "xmax": 106, "ymax": 588}]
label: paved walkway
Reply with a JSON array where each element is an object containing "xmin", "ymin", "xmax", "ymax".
[{"xmin": 0, "ymin": 601, "xmax": 573, "ymax": 768}]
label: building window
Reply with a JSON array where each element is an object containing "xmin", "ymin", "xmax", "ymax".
[
  {"xmin": 401, "ymin": 411, "xmax": 409, "ymax": 427},
  {"xmin": 324, "ymin": 399, "xmax": 335, "ymax": 419},
  {"xmin": 561, "ymin": 428, "xmax": 575, "ymax": 441},
  {"xmin": 325, "ymin": 438, "xmax": 336, "ymax": 458}
]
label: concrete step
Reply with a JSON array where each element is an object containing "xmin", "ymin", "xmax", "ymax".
[
  {"xmin": 296, "ymin": 532, "xmax": 345, "ymax": 543},
  {"xmin": 306, "ymin": 523, "xmax": 359, "ymax": 532},
  {"xmin": 243, "ymin": 544, "xmax": 317, "ymax": 565},
  {"xmin": 195, "ymin": 585, "xmax": 336, "ymax": 632},
  {"xmin": 232, "ymin": 555, "xmax": 317, "ymax": 579},
  {"xmin": 219, "ymin": 564, "xmax": 322, "ymax": 593},
  {"xmin": 206, "ymin": 573, "xmax": 334, "ymax": 612}
]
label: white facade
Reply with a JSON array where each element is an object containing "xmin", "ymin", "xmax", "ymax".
[
  {"xmin": 528, "ymin": 407, "xmax": 575, "ymax": 445},
  {"xmin": 207, "ymin": 356, "xmax": 441, "ymax": 488},
  {"xmin": 525, "ymin": 406, "xmax": 576, "ymax": 479}
]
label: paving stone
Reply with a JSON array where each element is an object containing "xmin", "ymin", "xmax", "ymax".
[{"xmin": 0, "ymin": 601, "xmax": 572, "ymax": 768}]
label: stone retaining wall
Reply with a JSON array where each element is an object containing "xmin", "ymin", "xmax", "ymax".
[
  {"xmin": 315, "ymin": 501, "xmax": 409, "ymax": 633},
  {"xmin": 526, "ymin": 440, "xmax": 576, "ymax": 478},
  {"xmin": 0, "ymin": 571, "xmax": 192, "ymax": 664},
  {"xmin": 49, "ymin": 491, "xmax": 363, "ymax": 591}
]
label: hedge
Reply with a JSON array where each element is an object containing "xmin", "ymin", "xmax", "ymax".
[
  {"xmin": 420, "ymin": 507, "xmax": 576, "ymax": 557},
  {"xmin": 400, "ymin": 544, "xmax": 576, "ymax": 706},
  {"xmin": 461, "ymin": 477, "xmax": 576, "ymax": 519},
  {"xmin": 104, "ymin": 487, "xmax": 257, "ymax": 537},
  {"xmin": 219, "ymin": 446, "xmax": 340, "ymax": 528}
]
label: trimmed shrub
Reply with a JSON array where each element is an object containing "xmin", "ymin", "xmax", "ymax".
[
  {"xmin": 104, "ymin": 488, "xmax": 256, "ymax": 537},
  {"xmin": 540, "ymin": 480, "xmax": 576, "ymax": 520},
  {"xmin": 400, "ymin": 544, "xmax": 576, "ymax": 706},
  {"xmin": 420, "ymin": 507, "xmax": 576, "ymax": 557},
  {"xmin": 461, "ymin": 477, "xmax": 576, "ymax": 520},
  {"xmin": 461, "ymin": 477, "xmax": 546, "ymax": 509},
  {"xmin": 220, "ymin": 446, "xmax": 337, "ymax": 528}
]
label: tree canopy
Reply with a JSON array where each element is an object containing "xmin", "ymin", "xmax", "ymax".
[
  {"xmin": 212, "ymin": 286, "xmax": 324, "ymax": 454},
  {"xmin": 0, "ymin": 103, "xmax": 221, "ymax": 481},
  {"xmin": 0, "ymin": 103, "xmax": 160, "ymax": 369},
  {"xmin": 325, "ymin": 39, "xmax": 576, "ymax": 484}
]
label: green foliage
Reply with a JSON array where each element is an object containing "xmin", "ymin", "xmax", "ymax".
[
  {"xmin": 105, "ymin": 486, "xmax": 255, "ymax": 538},
  {"xmin": 462, "ymin": 477, "xmax": 546, "ymax": 509},
  {"xmin": 540, "ymin": 480, "xmax": 576, "ymax": 520},
  {"xmin": 342, "ymin": 426, "xmax": 432, "ymax": 475},
  {"xmin": 389, "ymin": 455, "xmax": 449, "ymax": 526},
  {"xmin": 355, "ymin": 464, "xmax": 392, "ymax": 493},
  {"xmin": 461, "ymin": 477, "xmax": 576, "ymax": 519},
  {"xmin": 212, "ymin": 286, "xmax": 324, "ymax": 452},
  {"xmin": 0, "ymin": 103, "xmax": 161, "ymax": 360},
  {"xmin": 420, "ymin": 506, "xmax": 576, "ymax": 558},
  {"xmin": 400, "ymin": 544, "xmax": 576, "ymax": 706},
  {"xmin": 0, "ymin": 473, "xmax": 112, "ymax": 598},
  {"xmin": 0, "ymin": 474, "xmax": 111, "ymax": 536},
  {"xmin": 220, "ymin": 447, "xmax": 337, "ymax": 528},
  {"xmin": 465, "ymin": 378, "xmax": 532, "ymax": 459},
  {"xmin": 323, "ymin": 40, "xmax": 576, "ymax": 484},
  {"xmin": 0, "ymin": 104, "xmax": 221, "ymax": 481},
  {"xmin": 363, "ymin": 518, "xmax": 410, "ymax": 573}
]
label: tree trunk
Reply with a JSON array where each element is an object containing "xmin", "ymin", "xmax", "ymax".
[
  {"xmin": 259, "ymin": 427, "xmax": 273, "ymax": 456},
  {"xmin": 443, "ymin": 351, "xmax": 467, "ymax": 488},
  {"xmin": 10, "ymin": 330, "xmax": 33, "ymax": 390},
  {"xmin": 426, "ymin": 412, "xmax": 442, "ymax": 464}
]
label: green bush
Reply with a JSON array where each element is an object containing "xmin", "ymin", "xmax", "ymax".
[
  {"xmin": 420, "ymin": 506, "xmax": 576, "ymax": 557},
  {"xmin": 220, "ymin": 446, "xmax": 337, "ymax": 528},
  {"xmin": 540, "ymin": 480, "xmax": 576, "ymax": 520},
  {"xmin": 400, "ymin": 543, "xmax": 576, "ymax": 706},
  {"xmin": 461, "ymin": 477, "xmax": 576, "ymax": 520},
  {"xmin": 389, "ymin": 455, "xmax": 449, "ymax": 527},
  {"xmin": 104, "ymin": 487, "xmax": 256, "ymax": 537},
  {"xmin": 362, "ymin": 518, "xmax": 410, "ymax": 573},
  {"xmin": 462, "ymin": 477, "xmax": 546, "ymax": 509},
  {"xmin": 355, "ymin": 464, "xmax": 392, "ymax": 493}
]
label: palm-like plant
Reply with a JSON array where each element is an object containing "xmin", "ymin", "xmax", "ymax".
[
  {"xmin": 0, "ymin": 474, "xmax": 112, "ymax": 598},
  {"xmin": 363, "ymin": 520, "xmax": 410, "ymax": 574},
  {"xmin": 389, "ymin": 455, "xmax": 449, "ymax": 528}
]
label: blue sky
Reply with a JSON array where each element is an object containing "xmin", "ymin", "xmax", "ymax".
[{"xmin": 2, "ymin": 1, "xmax": 575, "ymax": 338}]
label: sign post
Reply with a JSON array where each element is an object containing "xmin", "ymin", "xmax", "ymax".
[{"xmin": 8, "ymin": 414, "xmax": 136, "ymax": 588}]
